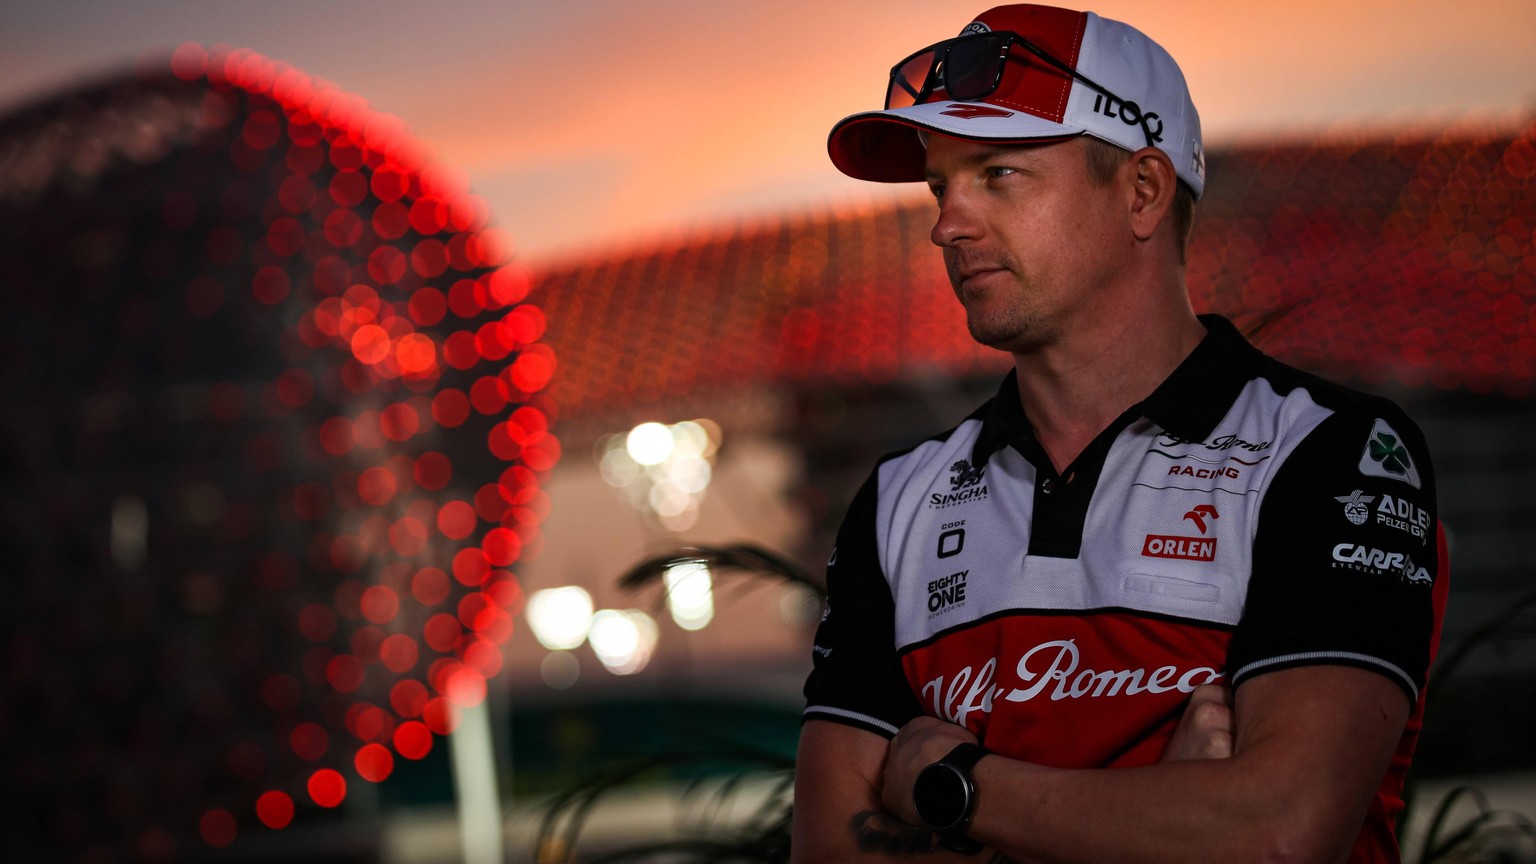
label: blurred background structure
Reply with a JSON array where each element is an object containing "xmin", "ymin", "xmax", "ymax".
[{"xmin": 2, "ymin": 2, "xmax": 1535, "ymax": 863}]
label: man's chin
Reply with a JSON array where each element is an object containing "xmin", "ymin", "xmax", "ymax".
[{"xmin": 967, "ymin": 321, "xmax": 1046, "ymax": 355}]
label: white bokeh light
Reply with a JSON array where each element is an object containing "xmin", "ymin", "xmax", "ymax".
[
  {"xmin": 626, "ymin": 422, "xmax": 675, "ymax": 466},
  {"xmin": 663, "ymin": 561, "xmax": 715, "ymax": 631},
  {"xmin": 588, "ymin": 609, "xmax": 659, "ymax": 675},
  {"xmin": 525, "ymin": 586, "xmax": 594, "ymax": 651}
]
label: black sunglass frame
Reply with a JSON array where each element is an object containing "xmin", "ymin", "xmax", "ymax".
[{"xmin": 885, "ymin": 31, "xmax": 1161, "ymax": 148}]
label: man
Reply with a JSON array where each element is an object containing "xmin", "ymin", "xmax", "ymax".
[{"xmin": 794, "ymin": 5, "xmax": 1447, "ymax": 863}]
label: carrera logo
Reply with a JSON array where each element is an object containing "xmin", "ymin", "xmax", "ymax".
[
  {"xmin": 1332, "ymin": 543, "xmax": 1432, "ymax": 583},
  {"xmin": 939, "ymin": 103, "xmax": 1014, "ymax": 120},
  {"xmin": 1142, "ymin": 535, "xmax": 1217, "ymax": 561}
]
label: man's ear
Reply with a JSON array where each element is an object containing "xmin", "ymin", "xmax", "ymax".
[{"xmin": 1128, "ymin": 147, "xmax": 1176, "ymax": 243}]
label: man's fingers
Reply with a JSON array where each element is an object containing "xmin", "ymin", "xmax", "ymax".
[{"xmin": 1162, "ymin": 683, "xmax": 1235, "ymax": 762}]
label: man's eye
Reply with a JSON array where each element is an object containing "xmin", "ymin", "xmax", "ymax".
[
  {"xmin": 986, "ymin": 166, "xmax": 1017, "ymax": 179},
  {"xmin": 928, "ymin": 184, "xmax": 945, "ymax": 201}
]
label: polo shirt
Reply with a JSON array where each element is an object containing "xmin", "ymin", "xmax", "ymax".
[{"xmin": 802, "ymin": 315, "xmax": 1446, "ymax": 862}]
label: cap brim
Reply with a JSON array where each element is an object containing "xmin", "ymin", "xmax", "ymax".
[{"xmin": 828, "ymin": 102, "xmax": 1085, "ymax": 183}]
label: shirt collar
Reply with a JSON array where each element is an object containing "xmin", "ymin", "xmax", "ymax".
[{"xmin": 971, "ymin": 315, "xmax": 1263, "ymax": 465}]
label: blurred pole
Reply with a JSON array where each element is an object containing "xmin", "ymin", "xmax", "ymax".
[{"xmin": 449, "ymin": 700, "xmax": 504, "ymax": 864}]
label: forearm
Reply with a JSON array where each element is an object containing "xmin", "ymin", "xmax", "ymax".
[
  {"xmin": 883, "ymin": 668, "xmax": 1407, "ymax": 864},
  {"xmin": 794, "ymin": 720, "xmax": 1033, "ymax": 864},
  {"xmin": 967, "ymin": 754, "xmax": 1315, "ymax": 864}
]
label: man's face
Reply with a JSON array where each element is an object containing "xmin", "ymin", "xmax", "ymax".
[{"xmin": 923, "ymin": 135, "xmax": 1129, "ymax": 354}]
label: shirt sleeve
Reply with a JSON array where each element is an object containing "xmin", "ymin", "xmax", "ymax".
[
  {"xmin": 1227, "ymin": 400, "xmax": 1439, "ymax": 705},
  {"xmin": 802, "ymin": 468, "xmax": 926, "ymax": 738}
]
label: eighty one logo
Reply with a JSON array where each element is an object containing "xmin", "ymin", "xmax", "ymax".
[
  {"xmin": 919, "ymin": 640, "xmax": 1223, "ymax": 726},
  {"xmin": 927, "ymin": 570, "xmax": 969, "ymax": 616},
  {"xmin": 1332, "ymin": 543, "xmax": 1432, "ymax": 583}
]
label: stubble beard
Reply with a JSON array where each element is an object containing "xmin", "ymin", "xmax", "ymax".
[{"xmin": 952, "ymin": 264, "xmax": 1054, "ymax": 354}]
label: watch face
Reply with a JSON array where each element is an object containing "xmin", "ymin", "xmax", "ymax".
[{"xmin": 913, "ymin": 763, "xmax": 969, "ymax": 830}]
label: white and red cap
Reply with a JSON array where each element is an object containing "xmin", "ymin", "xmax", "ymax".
[{"xmin": 828, "ymin": 4, "xmax": 1205, "ymax": 197}]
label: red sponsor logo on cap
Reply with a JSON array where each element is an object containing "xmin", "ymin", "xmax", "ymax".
[
  {"xmin": 939, "ymin": 103, "xmax": 1014, "ymax": 120},
  {"xmin": 1141, "ymin": 534, "xmax": 1217, "ymax": 561}
]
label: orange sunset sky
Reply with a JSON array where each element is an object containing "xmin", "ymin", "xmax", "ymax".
[{"xmin": 3, "ymin": 0, "xmax": 1534, "ymax": 266}]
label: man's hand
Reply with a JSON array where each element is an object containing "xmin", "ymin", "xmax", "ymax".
[
  {"xmin": 1161, "ymin": 683, "xmax": 1234, "ymax": 762},
  {"xmin": 880, "ymin": 715, "xmax": 980, "ymax": 825}
]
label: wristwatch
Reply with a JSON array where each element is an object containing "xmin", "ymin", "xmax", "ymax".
[{"xmin": 912, "ymin": 742, "xmax": 988, "ymax": 854}]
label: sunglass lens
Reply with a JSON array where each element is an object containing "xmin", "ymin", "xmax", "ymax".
[
  {"xmin": 943, "ymin": 34, "xmax": 1004, "ymax": 100},
  {"xmin": 887, "ymin": 49, "xmax": 937, "ymax": 109}
]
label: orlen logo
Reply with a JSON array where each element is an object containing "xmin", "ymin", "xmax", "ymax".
[
  {"xmin": 1141, "ymin": 505, "xmax": 1219, "ymax": 561},
  {"xmin": 919, "ymin": 640, "xmax": 1223, "ymax": 725},
  {"xmin": 1142, "ymin": 535, "xmax": 1216, "ymax": 561}
]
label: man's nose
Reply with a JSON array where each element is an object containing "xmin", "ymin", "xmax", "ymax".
[{"xmin": 931, "ymin": 193, "xmax": 981, "ymax": 249}]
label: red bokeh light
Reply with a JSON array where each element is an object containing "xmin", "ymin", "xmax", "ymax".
[
  {"xmin": 422, "ymin": 696, "xmax": 460, "ymax": 735},
  {"xmin": 308, "ymin": 769, "xmax": 347, "ymax": 808},
  {"xmin": 170, "ymin": 42, "xmax": 208, "ymax": 81},
  {"xmin": 357, "ymin": 466, "xmax": 398, "ymax": 506},
  {"xmin": 326, "ymin": 654, "xmax": 366, "ymax": 693},
  {"xmin": 436, "ymin": 500, "xmax": 476, "ymax": 540},
  {"xmin": 360, "ymin": 585, "xmax": 400, "ymax": 624},
  {"xmin": 318, "ymin": 416, "xmax": 356, "ymax": 455},
  {"xmin": 451, "ymin": 548, "xmax": 490, "ymax": 586},
  {"xmin": 432, "ymin": 388, "xmax": 472, "ymax": 426},
  {"xmin": 200, "ymin": 809, "xmax": 237, "ymax": 848},
  {"xmin": 298, "ymin": 603, "xmax": 337, "ymax": 642},
  {"xmin": 290, "ymin": 722, "xmax": 329, "ymax": 761},
  {"xmin": 390, "ymin": 679, "xmax": 430, "ymax": 719},
  {"xmin": 380, "ymin": 634, "xmax": 420, "ymax": 673},
  {"xmin": 444, "ymin": 666, "xmax": 487, "ymax": 708},
  {"xmin": 255, "ymin": 791, "xmax": 295, "ymax": 830},
  {"xmin": 346, "ymin": 702, "xmax": 390, "ymax": 742},
  {"xmin": 351, "ymin": 625, "xmax": 385, "ymax": 663},
  {"xmin": 412, "ymin": 566, "xmax": 451, "ymax": 606},
  {"xmin": 351, "ymin": 324, "xmax": 391, "ymax": 365},
  {"xmin": 355, "ymin": 743, "xmax": 395, "ymax": 783},
  {"xmin": 49, "ymin": 46, "xmax": 564, "ymax": 845},
  {"xmin": 461, "ymin": 636, "xmax": 504, "ymax": 678},
  {"xmin": 394, "ymin": 721, "xmax": 434, "ymax": 760},
  {"xmin": 422, "ymin": 613, "xmax": 462, "ymax": 653},
  {"xmin": 413, "ymin": 451, "xmax": 452, "ymax": 490},
  {"xmin": 482, "ymin": 527, "xmax": 521, "ymax": 567},
  {"xmin": 379, "ymin": 402, "xmax": 421, "ymax": 441},
  {"xmin": 389, "ymin": 516, "xmax": 429, "ymax": 556}
]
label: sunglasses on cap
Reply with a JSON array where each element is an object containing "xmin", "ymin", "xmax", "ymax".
[{"xmin": 885, "ymin": 30, "xmax": 1161, "ymax": 148}]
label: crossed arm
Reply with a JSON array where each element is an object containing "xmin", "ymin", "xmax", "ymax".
[{"xmin": 791, "ymin": 665, "xmax": 1408, "ymax": 864}]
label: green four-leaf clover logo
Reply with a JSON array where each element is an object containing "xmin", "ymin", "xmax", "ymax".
[{"xmin": 1368, "ymin": 433, "xmax": 1412, "ymax": 475}]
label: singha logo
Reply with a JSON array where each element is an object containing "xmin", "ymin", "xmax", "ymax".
[{"xmin": 949, "ymin": 459, "xmax": 985, "ymax": 490}]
